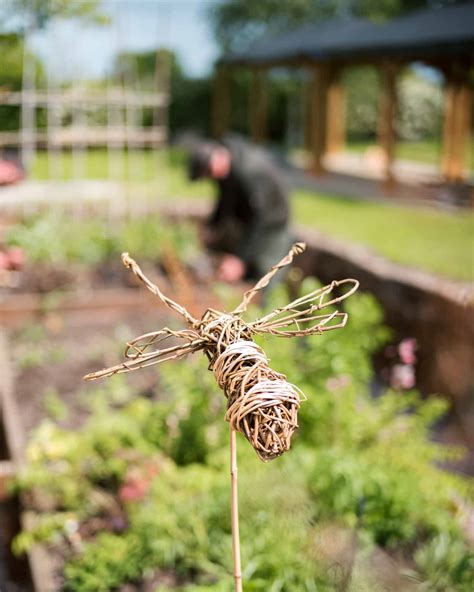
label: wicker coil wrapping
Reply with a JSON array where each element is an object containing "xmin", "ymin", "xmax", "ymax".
[
  {"xmin": 211, "ymin": 339, "xmax": 302, "ymax": 461},
  {"xmin": 197, "ymin": 310, "xmax": 303, "ymax": 461}
]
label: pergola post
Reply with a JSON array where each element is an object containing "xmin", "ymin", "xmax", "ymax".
[
  {"xmin": 377, "ymin": 62, "xmax": 399, "ymax": 186},
  {"xmin": 302, "ymin": 74, "xmax": 312, "ymax": 153},
  {"xmin": 309, "ymin": 65, "xmax": 329, "ymax": 175},
  {"xmin": 326, "ymin": 67, "xmax": 345, "ymax": 155},
  {"xmin": 212, "ymin": 65, "xmax": 231, "ymax": 139},
  {"xmin": 441, "ymin": 65, "xmax": 472, "ymax": 182},
  {"xmin": 248, "ymin": 68, "xmax": 267, "ymax": 144}
]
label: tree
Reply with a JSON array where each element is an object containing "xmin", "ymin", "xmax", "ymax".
[
  {"xmin": 0, "ymin": 33, "xmax": 45, "ymax": 131},
  {"xmin": 0, "ymin": 34, "xmax": 27, "ymax": 91},
  {"xmin": 0, "ymin": 0, "xmax": 107, "ymax": 121},
  {"xmin": 114, "ymin": 49, "xmax": 212, "ymax": 137},
  {"xmin": 1, "ymin": 0, "xmax": 107, "ymax": 32}
]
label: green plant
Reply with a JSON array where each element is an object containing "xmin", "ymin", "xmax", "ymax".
[
  {"xmin": 6, "ymin": 214, "xmax": 117, "ymax": 265},
  {"xmin": 43, "ymin": 388, "xmax": 68, "ymax": 421},
  {"xmin": 120, "ymin": 217, "xmax": 200, "ymax": 264},
  {"xmin": 411, "ymin": 533, "xmax": 474, "ymax": 592},
  {"xmin": 63, "ymin": 531, "xmax": 151, "ymax": 592},
  {"xmin": 13, "ymin": 286, "xmax": 473, "ymax": 591},
  {"xmin": 6, "ymin": 213, "xmax": 200, "ymax": 268},
  {"xmin": 15, "ymin": 339, "xmax": 67, "ymax": 370},
  {"xmin": 260, "ymin": 283, "xmax": 469, "ymax": 548}
]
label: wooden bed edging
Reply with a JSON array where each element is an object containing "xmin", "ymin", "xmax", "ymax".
[
  {"xmin": 0, "ymin": 285, "xmax": 218, "ymax": 329},
  {"xmin": 0, "ymin": 330, "xmax": 56, "ymax": 592},
  {"xmin": 296, "ymin": 226, "xmax": 474, "ymax": 406}
]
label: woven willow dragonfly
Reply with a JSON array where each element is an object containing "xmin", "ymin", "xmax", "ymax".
[{"xmin": 85, "ymin": 242, "xmax": 359, "ymax": 462}]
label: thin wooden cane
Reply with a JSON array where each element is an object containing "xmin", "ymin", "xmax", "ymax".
[{"xmin": 230, "ymin": 427, "xmax": 243, "ymax": 592}]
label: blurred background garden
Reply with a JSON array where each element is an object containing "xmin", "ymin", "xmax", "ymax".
[{"xmin": 0, "ymin": 1, "xmax": 473, "ymax": 591}]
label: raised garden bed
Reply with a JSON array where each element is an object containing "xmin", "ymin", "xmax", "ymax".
[
  {"xmin": 0, "ymin": 209, "xmax": 222, "ymax": 330},
  {"xmin": 0, "ymin": 211, "xmax": 228, "ymax": 590},
  {"xmin": 2, "ymin": 271, "xmax": 473, "ymax": 591},
  {"xmin": 1, "ymin": 330, "xmax": 37, "ymax": 591},
  {"xmin": 1, "ymin": 300, "xmax": 213, "ymax": 590},
  {"xmin": 1, "ymin": 207, "xmax": 472, "ymax": 591}
]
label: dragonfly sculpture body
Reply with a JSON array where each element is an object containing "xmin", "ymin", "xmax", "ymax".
[{"xmin": 85, "ymin": 243, "xmax": 359, "ymax": 461}]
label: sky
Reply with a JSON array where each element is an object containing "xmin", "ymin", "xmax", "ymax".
[{"xmin": 28, "ymin": 0, "xmax": 221, "ymax": 81}]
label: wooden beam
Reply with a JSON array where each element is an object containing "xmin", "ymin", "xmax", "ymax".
[
  {"xmin": 0, "ymin": 90, "xmax": 168, "ymax": 107},
  {"xmin": 248, "ymin": 69, "xmax": 267, "ymax": 144},
  {"xmin": 212, "ymin": 66, "xmax": 231, "ymax": 139},
  {"xmin": 0, "ymin": 329, "xmax": 57, "ymax": 591},
  {"xmin": 308, "ymin": 65, "xmax": 329, "ymax": 175},
  {"xmin": 442, "ymin": 82, "xmax": 456, "ymax": 179},
  {"xmin": 0, "ymin": 127, "xmax": 167, "ymax": 148},
  {"xmin": 377, "ymin": 63, "xmax": 399, "ymax": 186},
  {"xmin": 441, "ymin": 68, "xmax": 472, "ymax": 182},
  {"xmin": 154, "ymin": 50, "xmax": 171, "ymax": 148},
  {"xmin": 302, "ymin": 76, "xmax": 312, "ymax": 153},
  {"xmin": 0, "ymin": 460, "xmax": 14, "ymax": 501},
  {"xmin": 326, "ymin": 68, "xmax": 346, "ymax": 155}
]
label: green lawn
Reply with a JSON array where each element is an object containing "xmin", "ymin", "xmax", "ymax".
[
  {"xmin": 347, "ymin": 138, "xmax": 474, "ymax": 170},
  {"xmin": 31, "ymin": 148, "xmax": 213, "ymax": 200},
  {"xmin": 293, "ymin": 190, "xmax": 473, "ymax": 282},
  {"xmin": 30, "ymin": 148, "xmax": 473, "ymax": 282}
]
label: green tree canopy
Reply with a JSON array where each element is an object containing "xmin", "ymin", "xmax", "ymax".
[
  {"xmin": 2, "ymin": 0, "xmax": 107, "ymax": 32},
  {"xmin": 113, "ymin": 49, "xmax": 212, "ymax": 137},
  {"xmin": 0, "ymin": 34, "xmax": 27, "ymax": 90},
  {"xmin": 113, "ymin": 48, "xmax": 178, "ymax": 90},
  {"xmin": 0, "ymin": 33, "xmax": 45, "ymax": 131}
]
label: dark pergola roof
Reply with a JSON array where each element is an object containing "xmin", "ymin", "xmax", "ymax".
[
  {"xmin": 223, "ymin": 18, "xmax": 370, "ymax": 66},
  {"xmin": 223, "ymin": 3, "xmax": 474, "ymax": 67}
]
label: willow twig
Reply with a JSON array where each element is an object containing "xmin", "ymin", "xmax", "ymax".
[{"xmin": 232, "ymin": 242, "xmax": 305, "ymax": 315}]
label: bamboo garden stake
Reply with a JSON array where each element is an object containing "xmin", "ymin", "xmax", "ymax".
[{"xmin": 84, "ymin": 242, "xmax": 359, "ymax": 589}]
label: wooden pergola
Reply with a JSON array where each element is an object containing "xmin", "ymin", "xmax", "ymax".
[{"xmin": 213, "ymin": 4, "xmax": 474, "ymax": 185}]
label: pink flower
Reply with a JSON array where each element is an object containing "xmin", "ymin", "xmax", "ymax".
[
  {"xmin": 390, "ymin": 364, "xmax": 416, "ymax": 390},
  {"xmin": 398, "ymin": 338, "xmax": 417, "ymax": 365},
  {"xmin": 119, "ymin": 478, "xmax": 148, "ymax": 503},
  {"xmin": 118, "ymin": 461, "xmax": 159, "ymax": 503}
]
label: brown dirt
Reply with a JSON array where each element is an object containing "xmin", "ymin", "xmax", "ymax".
[
  {"xmin": 10, "ymin": 308, "xmax": 174, "ymax": 436},
  {"xmin": 8, "ymin": 259, "xmax": 155, "ymax": 294}
]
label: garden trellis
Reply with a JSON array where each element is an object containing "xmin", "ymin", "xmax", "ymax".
[
  {"xmin": 85, "ymin": 242, "xmax": 359, "ymax": 590},
  {"xmin": 0, "ymin": 84, "xmax": 169, "ymax": 171},
  {"xmin": 0, "ymin": 5, "xmax": 169, "ymax": 179}
]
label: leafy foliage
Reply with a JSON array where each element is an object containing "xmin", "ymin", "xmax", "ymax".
[
  {"xmin": 0, "ymin": 33, "xmax": 45, "ymax": 131},
  {"xmin": 6, "ymin": 213, "xmax": 199, "ymax": 266},
  {"xmin": 344, "ymin": 66, "xmax": 380, "ymax": 141},
  {"xmin": 412, "ymin": 533, "xmax": 474, "ymax": 592},
  {"xmin": 397, "ymin": 71, "xmax": 443, "ymax": 142},
  {"xmin": 4, "ymin": 0, "xmax": 107, "ymax": 31},
  {"xmin": 13, "ymin": 285, "xmax": 472, "ymax": 591},
  {"xmin": 114, "ymin": 49, "xmax": 213, "ymax": 137}
]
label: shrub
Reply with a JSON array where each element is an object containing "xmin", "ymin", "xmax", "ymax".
[{"xmin": 412, "ymin": 533, "xmax": 474, "ymax": 592}]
